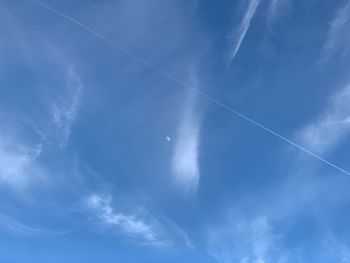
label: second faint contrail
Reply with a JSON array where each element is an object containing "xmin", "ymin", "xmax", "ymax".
[{"xmin": 32, "ymin": 0, "xmax": 350, "ymax": 176}]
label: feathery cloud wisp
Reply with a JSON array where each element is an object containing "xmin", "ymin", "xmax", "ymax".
[
  {"xmin": 86, "ymin": 194, "xmax": 160, "ymax": 245},
  {"xmin": 227, "ymin": 0, "xmax": 260, "ymax": 63},
  {"xmin": 267, "ymin": 0, "xmax": 291, "ymax": 27},
  {"xmin": 85, "ymin": 193, "xmax": 191, "ymax": 247},
  {"xmin": 0, "ymin": 214, "xmax": 68, "ymax": 236},
  {"xmin": 51, "ymin": 66, "xmax": 83, "ymax": 149},
  {"xmin": 208, "ymin": 216, "xmax": 286, "ymax": 263},
  {"xmin": 172, "ymin": 114, "xmax": 200, "ymax": 191},
  {"xmin": 0, "ymin": 137, "xmax": 43, "ymax": 190},
  {"xmin": 298, "ymin": 85, "xmax": 350, "ymax": 156},
  {"xmin": 323, "ymin": 0, "xmax": 350, "ymax": 59}
]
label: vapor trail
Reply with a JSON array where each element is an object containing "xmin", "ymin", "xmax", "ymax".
[{"xmin": 33, "ymin": 0, "xmax": 350, "ymax": 176}]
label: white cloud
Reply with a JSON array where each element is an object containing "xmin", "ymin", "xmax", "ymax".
[
  {"xmin": 0, "ymin": 214, "xmax": 68, "ymax": 236},
  {"xmin": 172, "ymin": 106, "xmax": 200, "ymax": 192},
  {"xmin": 86, "ymin": 194, "xmax": 160, "ymax": 245},
  {"xmin": 85, "ymin": 193, "xmax": 190, "ymax": 247},
  {"xmin": 0, "ymin": 11, "xmax": 83, "ymax": 150},
  {"xmin": 208, "ymin": 216, "xmax": 287, "ymax": 263},
  {"xmin": 51, "ymin": 66, "xmax": 83, "ymax": 149},
  {"xmin": 267, "ymin": 0, "xmax": 291, "ymax": 28},
  {"xmin": 323, "ymin": 0, "xmax": 350, "ymax": 59},
  {"xmin": 298, "ymin": 85, "xmax": 350, "ymax": 156},
  {"xmin": 206, "ymin": 83, "xmax": 350, "ymax": 263},
  {"xmin": 251, "ymin": 217, "xmax": 274, "ymax": 263},
  {"xmin": 0, "ymin": 136, "xmax": 44, "ymax": 190},
  {"xmin": 0, "ymin": 48, "xmax": 83, "ymax": 190},
  {"xmin": 227, "ymin": 0, "xmax": 260, "ymax": 64},
  {"xmin": 172, "ymin": 62, "xmax": 203, "ymax": 194}
]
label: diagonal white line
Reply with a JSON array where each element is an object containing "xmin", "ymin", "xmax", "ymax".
[{"xmin": 32, "ymin": 0, "xmax": 350, "ymax": 176}]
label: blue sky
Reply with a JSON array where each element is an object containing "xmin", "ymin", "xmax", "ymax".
[{"xmin": 1, "ymin": 0, "xmax": 350, "ymax": 262}]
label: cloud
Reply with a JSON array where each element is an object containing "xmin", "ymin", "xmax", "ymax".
[
  {"xmin": 172, "ymin": 68, "xmax": 202, "ymax": 192},
  {"xmin": 0, "ymin": 7, "xmax": 83, "ymax": 150},
  {"xmin": 85, "ymin": 193, "xmax": 191, "ymax": 248},
  {"xmin": 254, "ymin": 85, "xmax": 350, "ymax": 237},
  {"xmin": 0, "ymin": 46, "xmax": 83, "ymax": 190},
  {"xmin": 251, "ymin": 217, "xmax": 275, "ymax": 263},
  {"xmin": 86, "ymin": 194, "xmax": 161, "ymax": 245},
  {"xmin": 267, "ymin": 0, "xmax": 291, "ymax": 28},
  {"xmin": 206, "ymin": 24, "xmax": 350, "ymax": 263},
  {"xmin": 172, "ymin": 104, "xmax": 200, "ymax": 192},
  {"xmin": 298, "ymin": 85, "xmax": 350, "ymax": 157},
  {"xmin": 227, "ymin": 0, "xmax": 260, "ymax": 64},
  {"xmin": 0, "ymin": 214, "xmax": 68, "ymax": 236},
  {"xmin": 51, "ymin": 65, "xmax": 83, "ymax": 149},
  {"xmin": 212, "ymin": 85, "xmax": 350, "ymax": 263},
  {"xmin": 323, "ymin": 0, "xmax": 350, "ymax": 59},
  {"xmin": 0, "ymin": 136, "xmax": 44, "ymax": 190},
  {"xmin": 208, "ymin": 216, "xmax": 287, "ymax": 263},
  {"xmin": 325, "ymin": 233, "xmax": 350, "ymax": 263}
]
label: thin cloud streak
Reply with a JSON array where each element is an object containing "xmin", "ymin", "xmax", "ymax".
[
  {"xmin": 51, "ymin": 66, "xmax": 83, "ymax": 149},
  {"xmin": 298, "ymin": 85, "xmax": 350, "ymax": 157},
  {"xmin": 0, "ymin": 214, "xmax": 68, "ymax": 236},
  {"xmin": 323, "ymin": 0, "xmax": 350, "ymax": 59},
  {"xmin": 227, "ymin": 0, "xmax": 260, "ymax": 63}
]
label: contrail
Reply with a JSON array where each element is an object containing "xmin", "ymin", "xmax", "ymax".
[
  {"xmin": 32, "ymin": 0, "xmax": 350, "ymax": 176},
  {"xmin": 228, "ymin": 0, "xmax": 260, "ymax": 63}
]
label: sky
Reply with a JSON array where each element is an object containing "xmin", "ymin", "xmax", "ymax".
[{"xmin": 1, "ymin": 0, "xmax": 350, "ymax": 262}]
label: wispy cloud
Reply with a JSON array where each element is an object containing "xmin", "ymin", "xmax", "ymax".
[
  {"xmin": 0, "ymin": 48, "xmax": 83, "ymax": 190},
  {"xmin": 267, "ymin": 0, "xmax": 291, "ymax": 28},
  {"xmin": 325, "ymin": 232, "xmax": 350, "ymax": 262},
  {"xmin": 323, "ymin": 0, "xmax": 350, "ymax": 59},
  {"xmin": 227, "ymin": 0, "xmax": 260, "ymax": 64},
  {"xmin": 0, "ymin": 9, "xmax": 83, "ymax": 150},
  {"xmin": 0, "ymin": 214, "xmax": 68, "ymax": 236},
  {"xmin": 217, "ymin": 85, "xmax": 350, "ymax": 263},
  {"xmin": 262, "ymin": 85, "xmax": 350, "ymax": 226},
  {"xmin": 85, "ymin": 193, "xmax": 191, "ymax": 248},
  {"xmin": 86, "ymin": 194, "xmax": 162, "ymax": 245},
  {"xmin": 208, "ymin": 216, "xmax": 287, "ymax": 263},
  {"xmin": 0, "ymin": 136, "xmax": 44, "ymax": 190},
  {"xmin": 172, "ymin": 70, "xmax": 201, "ymax": 192},
  {"xmin": 298, "ymin": 85, "xmax": 350, "ymax": 157},
  {"xmin": 251, "ymin": 217, "xmax": 275, "ymax": 263},
  {"xmin": 51, "ymin": 66, "xmax": 83, "ymax": 149},
  {"xmin": 172, "ymin": 101, "xmax": 200, "ymax": 192}
]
